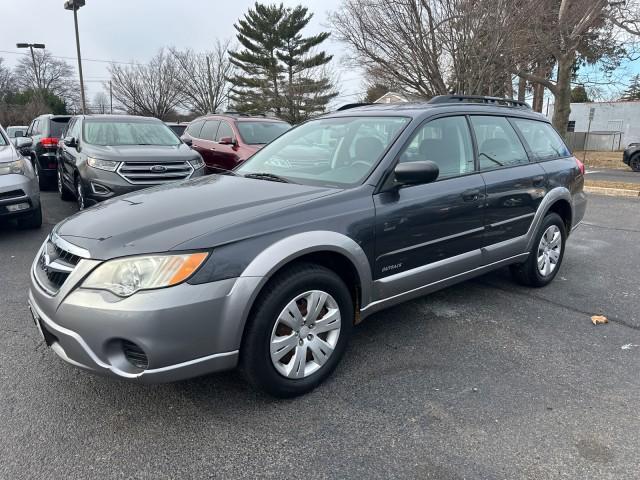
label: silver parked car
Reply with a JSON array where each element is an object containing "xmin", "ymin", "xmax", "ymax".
[{"xmin": 0, "ymin": 126, "xmax": 41, "ymax": 228}]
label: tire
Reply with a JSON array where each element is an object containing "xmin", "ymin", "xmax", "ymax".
[
  {"xmin": 630, "ymin": 154, "xmax": 640, "ymax": 172},
  {"xmin": 58, "ymin": 167, "xmax": 74, "ymax": 201},
  {"xmin": 240, "ymin": 263, "xmax": 354, "ymax": 398},
  {"xmin": 75, "ymin": 175, "xmax": 86, "ymax": 211},
  {"xmin": 32, "ymin": 157, "xmax": 46, "ymax": 191},
  {"xmin": 17, "ymin": 205, "xmax": 42, "ymax": 229},
  {"xmin": 510, "ymin": 212, "xmax": 566, "ymax": 287}
]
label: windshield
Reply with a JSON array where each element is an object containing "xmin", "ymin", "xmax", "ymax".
[
  {"xmin": 236, "ymin": 116, "xmax": 410, "ymax": 187},
  {"xmin": 83, "ymin": 120, "xmax": 181, "ymax": 146},
  {"xmin": 237, "ymin": 121, "xmax": 291, "ymax": 145}
]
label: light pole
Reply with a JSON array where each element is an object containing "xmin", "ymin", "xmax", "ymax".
[
  {"xmin": 16, "ymin": 43, "xmax": 46, "ymax": 91},
  {"xmin": 64, "ymin": 0, "xmax": 86, "ymax": 114}
]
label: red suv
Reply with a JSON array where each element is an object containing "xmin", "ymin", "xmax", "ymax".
[{"xmin": 181, "ymin": 113, "xmax": 291, "ymax": 172}]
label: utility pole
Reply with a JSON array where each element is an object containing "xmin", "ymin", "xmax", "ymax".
[
  {"xmin": 16, "ymin": 43, "xmax": 45, "ymax": 91},
  {"xmin": 64, "ymin": 0, "xmax": 87, "ymax": 114}
]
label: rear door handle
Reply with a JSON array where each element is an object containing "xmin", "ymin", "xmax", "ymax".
[
  {"xmin": 532, "ymin": 175, "xmax": 545, "ymax": 187},
  {"xmin": 462, "ymin": 188, "xmax": 481, "ymax": 202}
]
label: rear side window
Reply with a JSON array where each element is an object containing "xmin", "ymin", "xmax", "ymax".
[
  {"xmin": 199, "ymin": 120, "xmax": 220, "ymax": 141},
  {"xmin": 511, "ymin": 118, "xmax": 571, "ymax": 160},
  {"xmin": 186, "ymin": 120, "xmax": 204, "ymax": 137},
  {"xmin": 399, "ymin": 116, "xmax": 475, "ymax": 178},
  {"xmin": 470, "ymin": 116, "xmax": 528, "ymax": 170}
]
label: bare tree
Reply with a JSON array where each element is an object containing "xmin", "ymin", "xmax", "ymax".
[
  {"xmin": 93, "ymin": 91, "xmax": 109, "ymax": 114},
  {"xmin": 13, "ymin": 50, "xmax": 79, "ymax": 105},
  {"xmin": 107, "ymin": 49, "xmax": 182, "ymax": 120},
  {"xmin": 331, "ymin": 0, "xmax": 518, "ymax": 99},
  {"xmin": 511, "ymin": 0, "xmax": 640, "ymax": 134},
  {"xmin": 0, "ymin": 57, "xmax": 16, "ymax": 100},
  {"xmin": 169, "ymin": 40, "xmax": 233, "ymax": 115}
]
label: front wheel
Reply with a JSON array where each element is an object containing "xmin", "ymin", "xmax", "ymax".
[
  {"xmin": 240, "ymin": 263, "xmax": 353, "ymax": 397},
  {"xmin": 510, "ymin": 212, "xmax": 566, "ymax": 287}
]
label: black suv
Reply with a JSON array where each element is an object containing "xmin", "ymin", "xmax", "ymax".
[
  {"xmin": 623, "ymin": 143, "xmax": 640, "ymax": 171},
  {"xmin": 22, "ymin": 114, "xmax": 71, "ymax": 188},
  {"xmin": 29, "ymin": 96, "xmax": 586, "ymax": 397},
  {"xmin": 57, "ymin": 115, "xmax": 205, "ymax": 210}
]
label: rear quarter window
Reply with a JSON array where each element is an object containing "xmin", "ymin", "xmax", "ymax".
[{"xmin": 511, "ymin": 118, "xmax": 571, "ymax": 160}]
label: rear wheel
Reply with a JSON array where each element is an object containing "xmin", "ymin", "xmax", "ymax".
[
  {"xmin": 32, "ymin": 157, "xmax": 46, "ymax": 190},
  {"xmin": 240, "ymin": 263, "xmax": 353, "ymax": 397},
  {"xmin": 630, "ymin": 154, "xmax": 640, "ymax": 172},
  {"xmin": 17, "ymin": 205, "xmax": 42, "ymax": 229},
  {"xmin": 510, "ymin": 212, "xmax": 566, "ymax": 287},
  {"xmin": 58, "ymin": 166, "xmax": 74, "ymax": 201}
]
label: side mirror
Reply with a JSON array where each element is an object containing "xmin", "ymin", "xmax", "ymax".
[
  {"xmin": 219, "ymin": 136, "xmax": 236, "ymax": 146},
  {"xmin": 180, "ymin": 136, "xmax": 193, "ymax": 147},
  {"xmin": 394, "ymin": 161, "xmax": 439, "ymax": 186},
  {"xmin": 63, "ymin": 136, "xmax": 77, "ymax": 148},
  {"xmin": 15, "ymin": 137, "xmax": 33, "ymax": 150}
]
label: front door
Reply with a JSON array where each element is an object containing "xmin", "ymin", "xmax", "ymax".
[
  {"xmin": 373, "ymin": 115, "xmax": 486, "ymax": 300},
  {"xmin": 194, "ymin": 120, "xmax": 220, "ymax": 172},
  {"xmin": 211, "ymin": 120, "xmax": 240, "ymax": 170}
]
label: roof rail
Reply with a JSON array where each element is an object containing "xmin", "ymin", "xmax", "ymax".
[
  {"xmin": 428, "ymin": 95, "xmax": 531, "ymax": 109},
  {"xmin": 337, "ymin": 103, "xmax": 373, "ymax": 111}
]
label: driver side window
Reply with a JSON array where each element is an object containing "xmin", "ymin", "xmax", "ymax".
[
  {"xmin": 399, "ymin": 116, "xmax": 474, "ymax": 179},
  {"xmin": 470, "ymin": 116, "xmax": 528, "ymax": 170}
]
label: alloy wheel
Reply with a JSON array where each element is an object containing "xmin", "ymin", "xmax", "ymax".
[
  {"xmin": 76, "ymin": 180, "xmax": 85, "ymax": 210},
  {"xmin": 270, "ymin": 290, "xmax": 341, "ymax": 379},
  {"xmin": 537, "ymin": 225, "xmax": 562, "ymax": 277},
  {"xmin": 57, "ymin": 169, "xmax": 63, "ymax": 195}
]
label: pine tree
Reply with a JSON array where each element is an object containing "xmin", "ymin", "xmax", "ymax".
[
  {"xmin": 621, "ymin": 74, "xmax": 640, "ymax": 101},
  {"xmin": 229, "ymin": 2, "xmax": 337, "ymax": 123}
]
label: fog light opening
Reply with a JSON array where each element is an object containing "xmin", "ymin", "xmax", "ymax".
[
  {"xmin": 90, "ymin": 182, "xmax": 111, "ymax": 196},
  {"xmin": 121, "ymin": 340, "xmax": 149, "ymax": 370},
  {"xmin": 6, "ymin": 202, "xmax": 30, "ymax": 212}
]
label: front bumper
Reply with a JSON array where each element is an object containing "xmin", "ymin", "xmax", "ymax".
[
  {"xmin": 28, "ymin": 240, "xmax": 262, "ymax": 382},
  {"xmin": 0, "ymin": 173, "xmax": 40, "ymax": 218}
]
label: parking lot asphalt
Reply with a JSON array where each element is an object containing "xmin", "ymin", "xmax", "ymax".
[
  {"xmin": 1, "ymin": 191, "xmax": 639, "ymax": 480},
  {"xmin": 586, "ymin": 167, "xmax": 640, "ymax": 184}
]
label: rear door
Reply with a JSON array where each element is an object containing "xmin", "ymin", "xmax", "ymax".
[
  {"xmin": 373, "ymin": 115, "xmax": 486, "ymax": 300},
  {"xmin": 60, "ymin": 118, "xmax": 81, "ymax": 188},
  {"xmin": 194, "ymin": 120, "xmax": 220, "ymax": 172},
  {"xmin": 469, "ymin": 115, "xmax": 547, "ymax": 263}
]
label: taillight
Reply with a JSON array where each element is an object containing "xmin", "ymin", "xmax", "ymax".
[
  {"xmin": 575, "ymin": 157, "xmax": 585, "ymax": 176},
  {"xmin": 41, "ymin": 137, "xmax": 59, "ymax": 147}
]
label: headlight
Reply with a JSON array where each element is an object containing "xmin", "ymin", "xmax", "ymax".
[
  {"xmin": 82, "ymin": 252, "xmax": 209, "ymax": 297},
  {"xmin": 189, "ymin": 157, "xmax": 205, "ymax": 169},
  {"xmin": 0, "ymin": 159, "xmax": 26, "ymax": 176},
  {"xmin": 87, "ymin": 157, "xmax": 119, "ymax": 172}
]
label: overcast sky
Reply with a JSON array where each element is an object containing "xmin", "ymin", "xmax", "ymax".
[{"xmin": 1, "ymin": 0, "xmax": 364, "ymax": 106}]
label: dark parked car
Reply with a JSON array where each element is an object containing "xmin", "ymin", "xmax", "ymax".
[
  {"xmin": 622, "ymin": 143, "xmax": 640, "ymax": 171},
  {"xmin": 0, "ymin": 125, "xmax": 41, "ymax": 228},
  {"xmin": 181, "ymin": 113, "xmax": 290, "ymax": 172},
  {"xmin": 22, "ymin": 114, "xmax": 71, "ymax": 188},
  {"xmin": 165, "ymin": 122, "xmax": 187, "ymax": 137},
  {"xmin": 29, "ymin": 96, "xmax": 586, "ymax": 397},
  {"xmin": 57, "ymin": 115, "xmax": 205, "ymax": 210}
]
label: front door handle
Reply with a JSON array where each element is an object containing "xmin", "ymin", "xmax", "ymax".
[{"xmin": 462, "ymin": 188, "xmax": 481, "ymax": 202}]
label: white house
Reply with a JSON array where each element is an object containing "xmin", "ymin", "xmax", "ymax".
[{"xmin": 547, "ymin": 100, "xmax": 640, "ymax": 148}]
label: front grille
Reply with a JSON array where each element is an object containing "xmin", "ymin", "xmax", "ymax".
[
  {"xmin": 122, "ymin": 340, "xmax": 149, "ymax": 369},
  {"xmin": 0, "ymin": 189, "xmax": 25, "ymax": 200},
  {"xmin": 34, "ymin": 237, "xmax": 83, "ymax": 294},
  {"xmin": 117, "ymin": 161, "xmax": 194, "ymax": 185}
]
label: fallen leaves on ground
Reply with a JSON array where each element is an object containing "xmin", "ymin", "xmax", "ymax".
[{"xmin": 591, "ymin": 315, "xmax": 608, "ymax": 325}]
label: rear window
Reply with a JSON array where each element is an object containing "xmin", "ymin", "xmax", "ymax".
[
  {"xmin": 50, "ymin": 118, "xmax": 70, "ymax": 138},
  {"xmin": 237, "ymin": 121, "xmax": 291, "ymax": 145},
  {"xmin": 511, "ymin": 118, "xmax": 571, "ymax": 160}
]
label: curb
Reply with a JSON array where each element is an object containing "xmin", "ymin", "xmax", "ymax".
[{"xmin": 584, "ymin": 186, "xmax": 640, "ymax": 197}]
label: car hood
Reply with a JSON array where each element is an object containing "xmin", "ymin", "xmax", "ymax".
[
  {"xmin": 85, "ymin": 143, "xmax": 196, "ymax": 162},
  {"xmin": 54, "ymin": 174, "xmax": 339, "ymax": 259},
  {"xmin": 0, "ymin": 144, "xmax": 20, "ymax": 163}
]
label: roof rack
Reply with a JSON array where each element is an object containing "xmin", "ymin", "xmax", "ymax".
[
  {"xmin": 222, "ymin": 111, "xmax": 267, "ymax": 117},
  {"xmin": 428, "ymin": 95, "xmax": 531, "ymax": 109},
  {"xmin": 336, "ymin": 103, "xmax": 373, "ymax": 111}
]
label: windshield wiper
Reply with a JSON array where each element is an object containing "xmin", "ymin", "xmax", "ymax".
[{"xmin": 243, "ymin": 172, "xmax": 294, "ymax": 183}]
